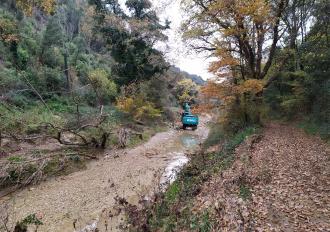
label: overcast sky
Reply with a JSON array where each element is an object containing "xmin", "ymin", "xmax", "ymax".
[{"xmin": 119, "ymin": 0, "xmax": 214, "ymax": 80}]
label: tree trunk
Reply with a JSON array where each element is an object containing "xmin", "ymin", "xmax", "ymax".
[
  {"xmin": 64, "ymin": 51, "xmax": 70, "ymax": 92},
  {"xmin": 261, "ymin": 0, "xmax": 288, "ymax": 79}
]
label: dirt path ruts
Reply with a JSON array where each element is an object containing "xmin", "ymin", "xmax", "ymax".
[{"xmin": 0, "ymin": 116, "xmax": 210, "ymax": 232}]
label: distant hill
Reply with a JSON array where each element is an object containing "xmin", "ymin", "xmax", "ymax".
[{"xmin": 169, "ymin": 67, "xmax": 206, "ymax": 85}]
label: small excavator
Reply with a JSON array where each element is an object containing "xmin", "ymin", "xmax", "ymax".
[{"xmin": 181, "ymin": 102, "xmax": 199, "ymax": 130}]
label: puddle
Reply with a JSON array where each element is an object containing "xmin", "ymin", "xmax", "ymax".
[
  {"xmin": 160, "ymin": 152, "xmax": 189, "ymax": 190},
  {"xmin": 159, "ymin": 134, "xmax": 200, "ymax": 190},
  {"xmin": 179, "ymin": 134, "xmax": 199, "ymax": 149},
  {"xmin": 77, "ymin": 219, "xmax": 98, "ymax": 232}
]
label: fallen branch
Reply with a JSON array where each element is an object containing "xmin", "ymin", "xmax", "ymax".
[
  {"xmin": 117, "ymin": 128, "xmax": 144, "ymax": 148},
  {"xmin": 23, "ymin": 160, "xmax": 48, "ymax": 186},
  {"xmin": 0, "ymin": 133, "xmax": 47, "ymax": 142}
]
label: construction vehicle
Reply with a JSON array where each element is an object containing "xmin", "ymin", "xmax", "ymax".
[{"xmin": 181, "ymin": 102, "xmax": 199, "ymax": 130}]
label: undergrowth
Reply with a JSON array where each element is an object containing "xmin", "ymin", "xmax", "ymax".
[
  {"xmin": 0, "ymin": 99, "xmax": 168, "ymax": 192},
  {"xmin": 0, "ymin": 149, "xmax": 88, "ymax": 190},
  {"xmin": 298, "ymin": 118, "xmax": 330, "ymax": 141}
]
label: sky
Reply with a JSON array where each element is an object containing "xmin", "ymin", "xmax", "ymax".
[
  {"xmin": 154, "ymin": 0, "xmax": 215, "ymax": 80},
  {"xmin": 119, "ymin": 0, "xmax": 215, "ymax": 80}
]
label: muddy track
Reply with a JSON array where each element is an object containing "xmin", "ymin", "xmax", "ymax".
[{"xmin": 0, "ymin": 116, "xmax": 210, "ymax": 232}]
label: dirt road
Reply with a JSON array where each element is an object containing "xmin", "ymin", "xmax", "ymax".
[{"xmin": 0, "ymin": 116, "xmax": 210, "ymax": 232}]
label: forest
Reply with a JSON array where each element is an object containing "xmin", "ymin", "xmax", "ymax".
[
  {"xmin": 0, "ymin": 0, "xmax": 203, "ymax": 149},
  {"xmin": 0, "ymin": 0, "xmax": 329, "ymax": 231},
  {"xmin": 187, "ymin": 0, "xmax": 329, "ymax": 138}
]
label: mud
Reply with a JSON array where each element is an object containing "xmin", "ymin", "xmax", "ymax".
[{"xmin": 0, "ymin": 116, "xmax": 210, "ymax": 232}]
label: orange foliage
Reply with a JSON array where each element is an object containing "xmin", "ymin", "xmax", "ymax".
[
  {"xmin": 208, "ymin": 48, "xmax": 239, "ymax": 76},
  {"xmin": 236, "ymin": 79, "xmax": 264, "ymax": 94}
]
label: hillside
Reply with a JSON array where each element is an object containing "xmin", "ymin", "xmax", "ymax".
[{"xmin": 170, "ymin": 67, "xmax": 205, "ymax": 85}]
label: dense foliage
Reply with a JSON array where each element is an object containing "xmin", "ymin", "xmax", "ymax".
[
  {"xmin": 189, "ymin": 0, "xmax": 329, "ymax": 138},
  {"xmin": 0, "ymin": 0, "xmax": 203, "ymax": 147}
]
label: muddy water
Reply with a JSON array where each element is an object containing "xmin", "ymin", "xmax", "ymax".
[
  {"xmin": 180, "ymin": 134, "xmax": 200, "ymax": 149},
  {"xmin": 1, "ymin": 116, "xmax": 210, "ymax": 232},
  {"xmin": 159, "ymin": 133, "xmax": 199, "ymax": 190}
]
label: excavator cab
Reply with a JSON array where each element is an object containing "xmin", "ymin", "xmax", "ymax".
[{"xmin": 181, "ymin": 102, "xmax": 199, "ymax": 130}]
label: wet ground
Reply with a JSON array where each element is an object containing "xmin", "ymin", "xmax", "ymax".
[{"xmin": 0, "ymin": 116, "xmax": 210, "ymax": 232}]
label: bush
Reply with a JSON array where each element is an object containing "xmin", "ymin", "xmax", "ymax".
[
  {"xmin": 0, "ymin": 67, "xmax": 25, "ymax": 91},
  {"xmin": 264, "ymin": 71, "xmax": 312, "ymax": 119},
  {"xmin": 88, "ymin": 68, "xmax": 118, "ymax": 104},
  {"xmin": 116, "ymin": 94, "xmax": 162, "ymax": 121},
  {"xmin": 203, "ymin": 123, "xmax": 224, "ymax": 149}
]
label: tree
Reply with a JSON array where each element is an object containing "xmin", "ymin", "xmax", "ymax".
[
  {"xmin": 116, "ymin": 93, "xmax": 162, "ymax": 121},
  {"xmin": 182, "ymin": 0, "xmax": 290, "ymax": 126},
  {"xmin": 41, "ymin": 0, "xmax": 84, "ymax": 91},
  {"xmin": 15, "ymin": 0, "xmax": 56, "ymax": 15},
  {"xmin": 182, "ymin": 0, "xmax": 288, "ymax": 81},
  {"xmin": 126, "ymin": 0, "xmax": 152, "ymax": 19},
  {"xmin": 88, "ymin": 0, "xmax": 169, "ymax": 86},
  {"xmin": 282, "ymin": 0, "xmax": 314, "ymax": 50},
  {"xmin": 174, "ymin": 79, "xmax": 199, "ymax": 104},
  {"xmin": 0, "ymin": 13, "xmax": 19, "ymax": 44},
  {"xmin": 88, "ymin": 69, "xmax": 117, "ymax": 106}
]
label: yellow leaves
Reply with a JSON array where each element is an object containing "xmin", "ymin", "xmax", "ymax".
[
  {"xmin": 236, "ymin": 79, "xmax": 264, "ymax": 94},
  {"xmin": 116, "ymin": 97, "xmax": 134, "ymax": 114},
  {"xmin": 236, "ymin": 0, "xmax": 271, "ymax": 24},
  {"xmin": 116, "ymin": 94, "xmax": 161, "ymax": 121},
  {"xmin": 209, "ymin": 0, "xmax": 271, "ymax": 24},
  {"xmin": 200, "ymin": 81, "xmax": 223, "ymax": 99},
  {"xmin": 198, "ymin": 81, "xmax": 235, "ymax": 114},
  {"xmin": 15, "ymin": 0, "xmax": 56, "ymax": 16},
  {"xmin": 116, "ymin": 83, "xmax": 161, "ymax": 121},
  {"xmin": 209, "ymin": 58, "xmax": 238, "ymax": 74},
  {"xmin": 175, "ymin": 79, "xmax": 198, "ymax": 104},
  {"xmin": 199, "ymin": 78, "xmax": 264, "ymax": 116},
  {"xmin": 88, "ymin": 69, "xmax": 117, "ymax": 98},
  {"xmin": 208, "ymin": 47, "xmax": 239, "ymax": 76}
]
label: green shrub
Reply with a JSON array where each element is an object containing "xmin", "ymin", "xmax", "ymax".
[{"xmin": 202, "ymin": 123, "xmax": 224, "ymax": 149}]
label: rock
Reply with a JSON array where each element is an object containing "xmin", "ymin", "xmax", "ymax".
[
  {"xmin": 214, "ymin": 201, "xmax": 221, "ymax": 210},
  {"xmin": 205, "ymin": 144, "xmax": 222, "ymax": 153}
]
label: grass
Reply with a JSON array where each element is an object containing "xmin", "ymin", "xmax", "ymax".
[
  {"xmin": 7, "ymin": 155, "xmax": 25, "ymax": 163},
  {"xmin": 190, "ymin": 211, "xmax": 213, "ymax": 232},
  {"xmin": 298, "ymin": 119, "xmax": 330, "ymax": 141},
  {"xmin": 126, "ymin": 125, "xmax": 258, "ymax": 231},
  {"xmin": 165, "ymin": 181, "xmax": 180, "ymax": 203},
  {"xmin": 202, "ymin": 123, "xmax": 224, "ymax": 149},
  {"xmin": 239, "ymin": 184, "xmax": 252, "ymax": 200}
]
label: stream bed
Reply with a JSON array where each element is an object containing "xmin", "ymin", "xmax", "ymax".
[
  {"xmin": 1, "ymin": 118, "xmax": 210, "ymax": 232},
  {"xmin": 160, "ymin": 133, "xmax": 199, "ymax": 190}
]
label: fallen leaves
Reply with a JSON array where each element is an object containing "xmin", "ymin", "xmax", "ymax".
[{"xmin": 192, "ymin": 123, "xmax": 330, "ymax": 231}]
